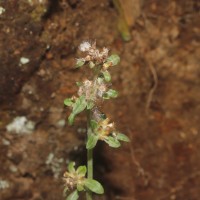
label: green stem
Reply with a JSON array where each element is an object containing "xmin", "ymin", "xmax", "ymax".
[{"xmin": 86, "ymin": 110, "xmax": 93, "ymax": 200}]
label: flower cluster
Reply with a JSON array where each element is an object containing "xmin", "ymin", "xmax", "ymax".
[
  {"xmin": 95, "ymin": 118, "xmax": 115, "ymax": 140},
  {"xmin": 86, "ymin": 116, "xmax": 129, "ymax": 150},
  {"xmin": 77, "ymin": 78, "xmax": 107, "ymax": 101},
  {"xmin": 63, "ymin": 171, "xmax": 83, "ymax": 191},
  {"xmin": 63, "ymin": 162, "xmax": 104, "ymax": 199},
  {"xmin": 77, "ymin": 41, "xmax": 109, "ymax": 64}
]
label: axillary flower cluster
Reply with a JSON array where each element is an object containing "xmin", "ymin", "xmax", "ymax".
[{"xmin": 63, "ymin": 41, "xmax": 130, "ymax": 200}]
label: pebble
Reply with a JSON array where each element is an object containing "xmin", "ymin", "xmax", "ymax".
[
  {"xmin": 56, "ymin": 119, "xmax": 66, "ymax": 128},
  {"xmin": 0, "ymin": 7, "xmax": 5, "ymax": 15},
  {"xmin": 20, "ymin": 57, "xmax": 30, "ymax": 65}
]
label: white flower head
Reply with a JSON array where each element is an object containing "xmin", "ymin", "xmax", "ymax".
[
  {"xmin": 102, "ymin": 47, "xmax": 109, "ymax": 54},
  {"xmin": 83, "ymin": 79, "xmax": 92, "ymax": 87},
  {"xmin": 79, "ymin": 41, "xmax": 91, "ymax": 52}
]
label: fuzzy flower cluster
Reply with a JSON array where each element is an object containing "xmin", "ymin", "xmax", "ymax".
[
  {"xmin": 63, "ymin": 171, "xmax": 84, "ymax": 191},
  {"xmin": 95, "ymin": 118, "xmax": 115, "ymax": 140},
  {"xmin": 77, "ymin": 41, "xmax": 109, "ymax": 64},
  {"xmin": 78, "ymin": 79, "xmax": 107, "ymax": 101}
]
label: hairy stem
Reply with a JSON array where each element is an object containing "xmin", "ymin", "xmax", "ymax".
[{"xmin": 86, "ymin": 110, "xmax": 93, "ymax": 200}]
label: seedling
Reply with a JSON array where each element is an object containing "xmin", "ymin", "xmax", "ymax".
[{"xmin": 63, "ymin": 41, "xmax": 130, "ymax": 200}]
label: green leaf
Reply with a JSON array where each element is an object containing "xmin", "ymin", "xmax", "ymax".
[
  {"xmin": 107, "ymin": 54, "xmax": 120, "ymax": 66},
  {"xmin": 77, "ymin": 184, "xmax": 84, "ymax": 192},
  {"xmin": 68, "ymin": 113, "xmax": 75, "ymax": 126},
  {"xmin": 64, "ymin": 98, "xmax": 73, "ymax": 106},
  {"xmin": 76, "ymin": 82, "xmax": 82, "ymax": 87},
  {"xmin": 100, "ymin": 113, "xmax": 107, "ymax": 120},
  {"xmin": 103, "ymin": 89, "xmax": 118, "ymax": 99},
  {"xmin": 116, "ymin": 133, "xmax": 130, "ymax": 142},
  {"xmin": 76, "ymin": 59, "xmax": 85, "ymax": 68},
  {"xmin": 104, "ymin": 136, "xmax": 121, "ymax": 148},
  {"xmin": 63, "ymin": 187, "xmax": 68, "ymax": 196},
  {"xmin": 89, "ymin": 61, "xmax": 95, "ymax": 68},
  {"xmin": 86, "ymin": 134, "xmax": 98, "ymax": 149},
  {"xmin": 72, "ymin": 96, "xmax": 87, "ymax": 115},
  {"xmin": 107, "ymin": 89, "xmax": 118, "ymax": 98},
  {"xmin": 97, "ymin": 77, "xmax": 104, "ymax": 84},
  {"xmin": 68, "ymin": 162, "xmax": 76, "ymax": 173},
  {"xmin": 76, "ymin": 165, "xmax": 87, "ymax": 176},
  {"xmin": 68, "ymin": 95, "xmax": 87, "ymax": 125},
  {"xmin": 90, "ymin": 120, "xmax": 98, "ymax": 130},
  {"xmin": 87, "ymin": 101, "xmax": 94, "ymax": 110},
  {"xmin": 84, "ymin": 179, "xmax": 104, "ymax": 194},
  {"xmin": 66, "ymin": 190, "xmax": 79, "ymax": 200},
  {"xmin": 102, "ymin": 70, "xmax": 111, "ymax": 82}
]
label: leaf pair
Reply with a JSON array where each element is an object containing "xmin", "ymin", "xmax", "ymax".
[
  {"xmin": 65, "ymin": 162, "xmax": 104, "ymax": 200},
  {"xmin": 68, "ymin": 162, "xmax": 87, "ymax": 177},
  {"xmin": 64, "ymin": 95, "xmax": 87, "ymax": 125},
  {"xmin": 86, "ymin": 119, "xmax": 130, "ymax": 149},
  {"xmin": 66, "ymin": 178, "xmax": 104, "ymax": 200},
  {"xmin": 104, "ymin": 133, "xmax": 130, "ymax": 148}
]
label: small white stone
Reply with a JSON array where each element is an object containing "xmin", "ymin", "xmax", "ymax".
[
  {"xmin": 9, "ymin": 165, "xmax": 18, "ymax": 173},
  {"xmin": 0, "ymin": 7, "xmax": 5, "ymax": 15},
  {"xmin": 46, "ymin": 153, "xmax": 54, "ymax": 165},
  {"xmin": 73, "ymin": 146, "xmax": 78, "ymax": 151},
  {"xmin": 6, "ymin": 116, "xmax": 35, "ymax": 134},
  {"xmin": 56, "ymin": 119, "xmax": 66, "ymax": 128},
  {"xmin": 0, "ymin": 179, "xmax": 9, "ymax": 190},
  {"xmin": 2, "ymin": 139, "xmax": 10, "ymax": 146},
  {"xmin": 77, "ymin": 127, "xmax": 86, "ymax": 133},
  {"xmin": 27, "ymin": 0, "xmax": 33, "ymax": 5},
  {"xmin": 40, "ymin": 107, "xmax": 44, "ymax": 112},
  {"xmin": 20, "ymin": 57, "xmax": 30, "ymax": 65}
]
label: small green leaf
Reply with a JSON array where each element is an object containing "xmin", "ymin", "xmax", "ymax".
[
  {"xmin": 87, "ymin": 101, "xmax": 94, "ymax": 110},
  {"xmin": 116, "ymin": 133, "xmax": 130, "ymax": 142},
  {"xmin": 84, "ymin": 179, "xmax": 104, "ymax": 194},
  {"xmin": 76, "ymin": 82, "xmax": 82, "ymax": 87},
  {"xmin": 97, "ymin": 77, "xmax": 104, "ymax": 84},
  {"xmin": 64, "ymin": 98, "xmax": 73, "ymax": 106},
  {"xmin": 72, "ymin": 96, "xmax": 87, "ymax": 115},
  {"xmin": 68, "ymin": 113, "xmax": 75, "ymax": 125},
  {"xmin": 66, "ymin": 190, "xmax": 79, "ymax": 200},
  {"xmin": 107, "ymin": 89, "xmax": 118, "ymax": 98},
  {"xmin": 63, "ymin": 187, "xmax": 68, "ymax": 196},
  {"xmin": 68, "ymin": 96, "xmax": 87, "ymax": 125},
  {"xmin": 103, "ymin": 89, "xmax": 118, "ymax": 99},
  {"xmin": 104, "ymin": 136, "xmax": 121, "ymax": 148},
  {"xmin": 76, "ymin": 165, "xmax": 87, "ymax": 176},
  {"xmin": 100, "ymin": 113, "xmax": 107, "ymax": 120},
  {"xmin": 68, "ymin": 162, "xmax": 76, "ymax": 173},
  {"xmin": 77, "ymin": 184, "xmax": 84, "ymax": 192},
  {"xmin": 89, "ymin": 61, "xmax": 95, "ymax": 68},
  {"xmin": 76, "ymin": 59, "xmax": 85, "ymax": 68},
  {"xmin": 102, "ymin": 70, "xmax": 111, "ymax": 82},
  {"xmin": 90, "ymin": 120, "xmax": 98, "ymax": 130},
  {"xmin": 107, "ymin": 54, "xmax": 120, "ymax": 66},
  {"xmin": 86, "ymin": 134, "xmax": 98, "ymax": 149}
]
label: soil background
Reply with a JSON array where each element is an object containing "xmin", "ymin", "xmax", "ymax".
[{"xmin": 0, "ymin": 0, "xmax": 200, "ymax": 200}]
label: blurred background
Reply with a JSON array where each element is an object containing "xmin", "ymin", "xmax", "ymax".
[{"xmin": 0, "ymin": 0, "xmax": 200, "ymax": 200}]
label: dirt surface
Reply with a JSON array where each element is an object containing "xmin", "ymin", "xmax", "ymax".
[{"xmin": 0, "ymin": 0, "xmax": 200, "ymax": 200}]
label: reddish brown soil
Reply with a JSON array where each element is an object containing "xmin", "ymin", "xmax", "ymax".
[{"xmin": 0, "ymin": 0, "xmax": 200, "ymax": 200}]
